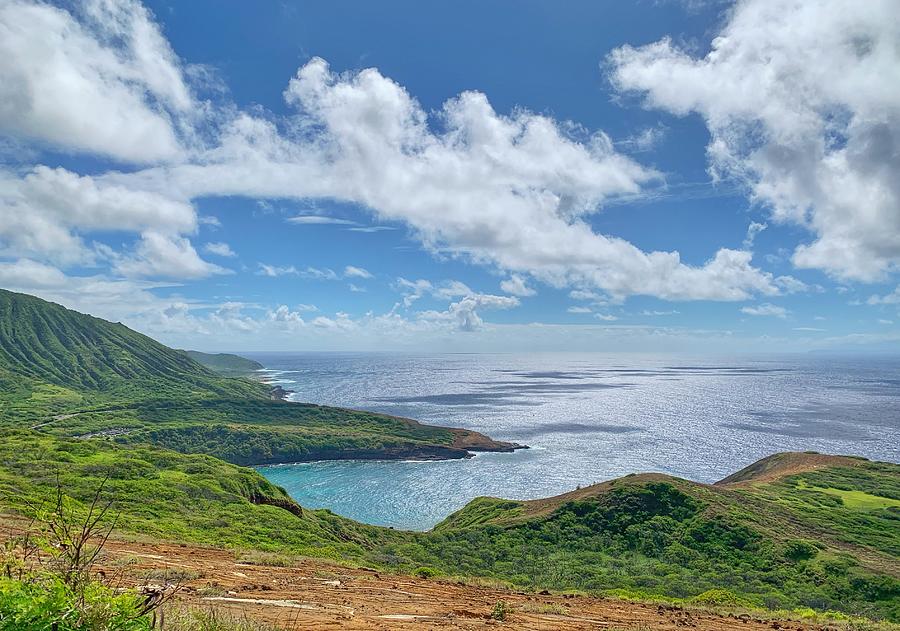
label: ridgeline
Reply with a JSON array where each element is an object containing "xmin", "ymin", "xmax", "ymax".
[{"xmin": 0, "ymin": 289, "xmax": 522, "ymax": 464}]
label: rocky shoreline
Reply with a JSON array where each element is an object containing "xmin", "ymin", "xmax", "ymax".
[{"xmin": 260, "ymin": 386, "xmax": 528, "ymax": 465}]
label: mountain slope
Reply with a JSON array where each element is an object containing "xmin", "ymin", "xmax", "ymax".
[
  {"xmin": 0, "ymin": 289, "xmax": 520, "ymax": 463},
  {"xmin": 0, "ymin": 289, "xmax": 268, "ymax": 420}
]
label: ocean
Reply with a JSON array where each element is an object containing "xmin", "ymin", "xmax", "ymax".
[{"xmin": 250, "ymin": 352, "xmax": 900, "ymax": 531}]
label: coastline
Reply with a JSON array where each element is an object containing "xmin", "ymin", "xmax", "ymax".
[{"xmin": 253, "ymin": 382, "xmax": 527, "ymax": 466}]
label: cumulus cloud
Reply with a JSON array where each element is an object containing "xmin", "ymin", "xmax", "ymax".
[
  {"xmin": 104, "ymin": 57, "xmax": 777, "ymax": 301},
  {"xmin": 0, "ymin": 166, "xmax": 197, "ymax": 265},
  {"xmin": 0, "ymin": 0, "xmax": 194, "ymax": 162},
  {"xmin": 419, "ymin": 293, "xmax": 519, "ymax": 332},
  {"xmin": 610, "ymin": 0, "xmax": 900, "ymax": 282},
  {"xmin": 500, "ymin": 274, "xmax": 537, "ymax": 297},
  {"xmin": 115, "ymin": 232, "xmax": 228, "ymax": 279},
  {"xmin": 741, "ymin": 303, "xmax": 788, "ymax": 318}
]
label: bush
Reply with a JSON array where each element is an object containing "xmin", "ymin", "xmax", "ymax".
[
  {"xmin": 0, "ymin": 576, "xmax": 150, "ymax": 631},
  {"xmin": 784, "ymin": 540, "xmax": 818, "ymax": 562},
  {"xmin": 690, "ymin": 588, "xmax": 753, "ymax": 608}
]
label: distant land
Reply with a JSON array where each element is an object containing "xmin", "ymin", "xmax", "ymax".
[{"xmin": 179, "ymin": 350, "xmax": 264, "ymax": 376}]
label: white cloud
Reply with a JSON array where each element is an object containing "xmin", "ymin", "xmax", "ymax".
[
  {"xmin": 594, "ymin": 313, "xmax": 619, "ymax": 321},
  {"xmin": 741, "ymin": 303, "xmax": 788, "ymax": 318},
  {"xmin": 104, "ymin": 57, "xmax": 777, "ymax": 302},
  {"xmin": 0, "ymin": 260, "xmax": 874, "ymax": 353},
  {"xmin": 432, "ymin": 281, "xmax": 473, "ymax": 300},
  {"xmin": 256, "ymin": 264, "xmax": 344, "ymax": 280},
  {"xmin": 346, "ymin": 226, "xmax": 395, "ymax": 233},
  {"xmin": 115, "ymin": 231, "xmax": 228, "ymax": 279},
  {"xmin": 567, "ymin": 306, "xmax": 592, "ymax": 314},
  {"xmin": 0, "ymin": 0, "xmax": 193, "ymax": 162},
  {"xmin": 0, "ymin": 166, "xmax": 197, "ymax": 265},
  {"xmin": 867, "ymin": 287, "xmax": 900, "ymax": 305},
  {"xmin": 302, "ymin": 267, "xmax": 340, "ymax": 281},
  {"xmin": 743, "ymin": 221, "xmax": 767, "ymax": 249},
  {"xmin": 878, "ymin": 319, "xmax": 894, "ymax": 325},
  {"xmin": 0, "ymin": 258, "xmax": 68, "ymax": 288},
  {"xmin": 610, "ymin": 0, "xmax": 900, "ymax": 282},
  {"xmin": 395, "ymin": 278, "xmax": 483, "ymax": 308},
  {"xmin": 257, "ymin": 263, "xmax": 297, "ymax": 277},
  {"xmin": 774, "ymin": 275, "xmax": 812, "ymax": 294},
  {"xmin": 569, "ymin": 289, "xmax": 606, "ymax": 302},
  {"xmin": 267, "ymin": 304, "xmax": 307, "ymax": 328},
  {"xmin": 618, "ymin": 125, "xmax": 666, "ymax": 152},
  {"xmin": 500, "ymin": 274, "xmax": 536, "ymax": 297},
  {"xmin": 641, "ymin": 309, "xmax": 679, "ymax": 316},
  {"xmin": 343, "ymin": 265, "xmax": 373, "ymax": 279},
  {"xmin": 204, "ymin": 242, "xmax": 236, "ymax": 257},
  {"xmin": 288, "ymin": 215, "xmax": 357, "ymax": 225},
  {"xmin": 395, "ymin": 278, "xmax": 434, "ymax": 307},
  {"xmin": 419, "ymin": 293, "xmax": 519, "ymax": 332},
  {"xmin": 0, "ymin": 258, "xmax": 193, "ymax": 327}
]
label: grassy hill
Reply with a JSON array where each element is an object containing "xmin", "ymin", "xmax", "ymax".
[
  {"xmin": 0, "ymin": 429, "xmax": 401, "ymax": 559},
  {"xmin": 0, "ymin": 289, "xmax": 267, "ymax": 420},
  {"xmin": 393, "ymin": 453, "xmax": 900, "ymax": 621},
  {"xmin": 0, "ymin": 289, "xmax": 517, "ymax": 464},
  {"xmin": 0, "ymin": 434, "xmax": 896, "ymax": 622},
  {"xmin": 179, "ymin": 350, "xmax": 264, "ymax": 376}
]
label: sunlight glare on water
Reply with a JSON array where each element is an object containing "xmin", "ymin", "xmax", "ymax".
[{"xmin": 254, "ymin": 353, "xmax": 900, "ymax": 530}]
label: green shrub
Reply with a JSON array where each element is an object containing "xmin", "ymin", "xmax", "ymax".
[
  {"xmin": 413, "ymin": 566, "xmax": 441, "ymax": 579},
  {"xmin": 784, "ymin": 540, "xmax": 818, "ymax": 562},
  {"xmin": 0, "ymin": 576, "xmax": 151, "ymax": 631},
  {"xmin": 690, "ymin": 588, "xmax": 753, "ymax": 608}
]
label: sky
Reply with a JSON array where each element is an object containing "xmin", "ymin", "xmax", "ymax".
[{"xmin": 1, "ymin": 0, "xmax": 899, "ymax": 353}]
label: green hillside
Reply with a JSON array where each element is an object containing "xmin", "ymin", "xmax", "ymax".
[
  {"xmin": 0, "ymin": 429, "xmax": 401, "ymax": 560},
  {"xmin": 0, "ymin": 434, "xmax": 896, "ymax": 622},
  {"xmin": 0, "ymin": 290, "xmax": 512, "ymax": 464},
  {"xmin": 0, "ymin": 288, "xmax": 268, "ymax": 421},
  {"xmin": 180, "ymin": 350, "xmax": 264, "ymax": 376},
  {"xmin": 393, "ymin": 453, "xmax": 900, "ymax": 620}
]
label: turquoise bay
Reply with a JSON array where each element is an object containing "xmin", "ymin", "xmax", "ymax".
[{"xmin": 255, "ymin": 352, "xmax": 900, "ymax": 530}]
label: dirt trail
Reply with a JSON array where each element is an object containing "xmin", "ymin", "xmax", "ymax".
[{"xmin": 0, "ymin": 528, "xmax": 826, "ymax": 631}]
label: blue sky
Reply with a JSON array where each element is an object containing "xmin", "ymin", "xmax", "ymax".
[{"xmin": 1, "ymin": 0, "xmax": 899, "ymax": 352}]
